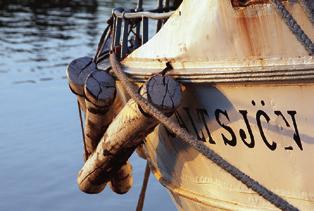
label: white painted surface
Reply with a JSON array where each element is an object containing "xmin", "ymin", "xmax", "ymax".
[{"xmin": 145, "ymin": 83, "xmax": 314, "ymax": 210}]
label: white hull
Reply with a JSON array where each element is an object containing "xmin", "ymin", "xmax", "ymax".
[
  {"xmin": 116, "ymin": 0, "xmax": 314, "ymax": 209},
  {"xmin": 143, "ymin": 82, "xmax": 314, "ymax": 210}
]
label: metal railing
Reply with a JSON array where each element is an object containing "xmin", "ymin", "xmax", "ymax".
[{"xmin": 111, "ymin": 0, "xmax": 175, "ymax": 59}]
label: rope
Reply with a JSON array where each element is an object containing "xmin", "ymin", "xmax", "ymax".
[
  {"xmin": 272, "ymin": 0, "xmax": 313, "ymax": 55},
  {"xmin": 94, "ymin": 17, "xmax": 113, "ymax": 63},
  {"xmin": 109, "ymin": 52, "xmax": 299, "ymax": 211},
  {"xmin": 136, "ymin": 162, "xmax": 151, "ymax": 211},
  {"xmin": 77, "ymin": 100, "xmax": 88, "ymax": 161},
  {"xmin": 299, "ymin": 0, "xmax": 314, "ymax": 24}
]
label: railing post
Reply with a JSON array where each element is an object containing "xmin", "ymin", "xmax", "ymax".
[
  {"xmin": 113, "ymin": 17, "xmax": 122, "ymax": 58},
  {"xmin": 135, "ymin": 0, "xmax": 143, "ymax": 49},
  {"xmin": 142, "ymin": 17, "xmax": 148, "ymax": 45},
  {"xmin": 157, "ymin": 0, "xmax": 163, "ymax": 10},
  {"xmin": 165, "ymin": 0, "xmax": 170, "ymax": 11},
  {"xmin": 134, "ymin": 23, "xmax": 141, "ymax": 48},
  {"xmin": 136, "ymin": 0, "xmax": 143, "ymax": 11},
  {"xmin": 156, "ymin": 0, "xmax": 163, "ymax": 32},
  {"xmin": 121, "ymin": 19, "xmax": 129, "ymax": 58},
  {"xmin": 135, "ymin": 0, "xmax": 144, "ymax": 48}
]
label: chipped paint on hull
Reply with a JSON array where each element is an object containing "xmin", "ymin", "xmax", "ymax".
[{"xmin": 122, "ymin": 0, "xmax": 313, "ymax": 73}]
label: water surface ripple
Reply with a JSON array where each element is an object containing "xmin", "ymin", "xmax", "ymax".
[{"xmin": 0, "ymin": 1, "xmax": 175, "ymax": 210}]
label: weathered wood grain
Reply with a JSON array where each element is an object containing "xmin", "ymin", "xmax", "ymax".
[
  {"xmin": 77, "ymin": 75, "xmax": 181, "ymax": 194},
  {"xmin": 66, "ymin": 57, "xmax": 96, "ymax": 112},
  {"xmin": 84, "ymin": 70, "xmax": 116, "ymax": 159},
  {"xmin": 109, "ymin": 161, "xmax": 133, "ymax": 194}
]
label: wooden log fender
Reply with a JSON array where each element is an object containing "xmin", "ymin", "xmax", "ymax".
[
  {"xmin": 84, "ymin": 70, "xmax": 116, "ymax": 160},
  {"xmin": 77, "ymin": 75, "xmax": 182, "ymax": 194},
  {"xmin": 109, "ymin": 161, "xmax": 133, "ymax": 194},
  {"xmin": 136, "ymin": 144, "xmax": 147, "ymax": 160},
  {"xmin": 66, "ymin": 57, "xmax": 95, "ymax": 112},
  {"xmin": 84, "ymin": 69, "xmax": 127, "ymax": 193}
]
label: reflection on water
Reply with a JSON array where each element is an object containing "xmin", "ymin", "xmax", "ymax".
[
  {"xmin": 0, "ymin": 1, "xmax": 175, "ymax": 211},
  {"xmin": 0, "ymin": 0, "xmax": 150, "ymax": 84}
]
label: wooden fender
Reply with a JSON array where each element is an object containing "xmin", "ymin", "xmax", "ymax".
[
  {"xmin": 86, "ymin": 71, "xmax": 133, "ymax": 194},
  {"xmin": 77, "ymin": 75, "xmax": 182, "ymax": 194},
  {"xmin": 66, "ymin": 57, "xmax": 96, "ymax": 112},
  {"xmin": 84, "ymin": 70, "xmax": 116, "ymax": 160},
  {"xmin": 109, "ymin": 161, "xmax": 133, "ymax": 194},
  {"xmin": 136, "ymin": 144, "xmax": 146, "ymax": 160}
]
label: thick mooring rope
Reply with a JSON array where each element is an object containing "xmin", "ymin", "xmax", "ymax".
[
  {"xmin": 299, "ymin": 0, "xmax": 314, "ymax": 24},
  {"xmin": 109, "ymin": 53, "xmax": 298, "ymax": 211},
  {"xmin": 272, "ymin": 0, "xmax": 313, "ymax": 55}
]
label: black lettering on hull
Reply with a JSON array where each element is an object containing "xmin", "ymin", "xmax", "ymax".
[
  {"xmin": 215, "ymin": 109, "xmax": 237, "ymax": 147},
  {"xmin": 197, "ymin": 108, "xmax": 216, "ymax": 144},
  {"xmin": 256, "ymin": 110, "xmax": 277, "ymax": 151},
  {"xmin": 163, "ymin": 100, "xmax": 302, "ymax": 152},
  {"xmin": 239, "ymin": 110, "xmax": 255, "ymax": 148}
]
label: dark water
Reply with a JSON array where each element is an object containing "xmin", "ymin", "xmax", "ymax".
[{"xmin": 0, "ymin": 1, "xmax": 175, "ymax": 210}]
